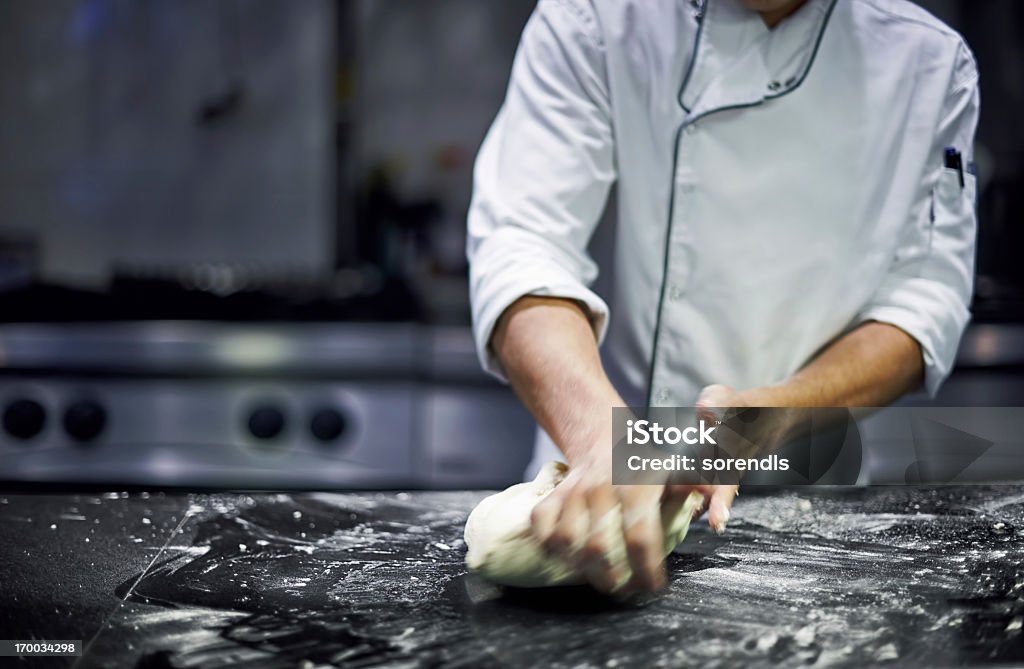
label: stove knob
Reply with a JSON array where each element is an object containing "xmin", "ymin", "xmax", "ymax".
[
  {"xmin": 310, "ymin": 407, "xmax": 348, "ymax": 443},
  {"xmin": 63, "ymin": 400, "xmax": 107, "ymax": 443},
  {"xmin": 3, "ymin": 399, "xmax": 46, "ymax": 441},
  {"xmin": 247, "ymin": 405, "xmax": 286, "ymax": 440}
]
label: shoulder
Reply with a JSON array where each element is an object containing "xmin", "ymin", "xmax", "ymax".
[
  {"xmin": 535, "ymin": 0, "xmax": 604, "ymax": 47},
  {"xmin": 850, "ymin": 1, "xmax": 976, "ymax": 79},
  {"xmin": 535, "ymin": 0, "xmax": 686, "ymax": 50},
  {"xmin": 853, "ymin": 0, "xmax": 958, "ymax": 35}
]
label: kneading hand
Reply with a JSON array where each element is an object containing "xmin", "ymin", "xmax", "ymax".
[{"xmin": 529, "ymin": 449, "xmax": 737, "ymax": 595}]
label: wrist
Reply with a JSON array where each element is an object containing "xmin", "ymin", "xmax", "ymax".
[
  {"xmin": 736, "ymin": 385, "xmax": 814, "ymax": 447},
  {"xmin": 737, "ymin": 385, "xmax": 790, "ymax": 408},
  {"xmin": 561, "ymin": 390, "xmax": 624, "ymax": 470}
]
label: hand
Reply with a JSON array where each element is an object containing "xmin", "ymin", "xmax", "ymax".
[
  {"xmin": 697, "ymin": 383, "xmax": 802, "ymax": 461},
  {"xmin": 695, "ymin": 383, "xmax": 748, "ymax": 423},
  {"xmin": 665, "ymin": 482, "xmax": 737, "ymax": 535},
  {"xmin": 529, "ymin": 449, "xmax": 673, "ymax": 595},
  {"xmin": 691, "ymin": 382, "xmax": 811, "ymax": 529},
  {"xmin": 687, "ymin": 384, "xmax": 745, "ymax": 531}
]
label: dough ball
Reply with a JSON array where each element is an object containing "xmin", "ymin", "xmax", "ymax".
[{"xmin": 464, "ymin": 461, "xmax": 703, "ymax": 588}]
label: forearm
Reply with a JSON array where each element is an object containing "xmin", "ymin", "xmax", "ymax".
[
  {"xmin": 491, "ymin": 296, "xmax": 621, "ymax": 466},
  {"xmin": 742, "ymin": 321, "xmax": 924, "ymax": 408}
]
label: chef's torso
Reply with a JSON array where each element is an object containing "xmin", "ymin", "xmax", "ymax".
[{"xmin": 463, "ymin": 0, "xmax": 979, "ymax": 477}]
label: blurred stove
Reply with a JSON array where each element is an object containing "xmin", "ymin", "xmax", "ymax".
[{"xmin": 0, "ymin": 322, "xmax": 533, "ymax": 489}]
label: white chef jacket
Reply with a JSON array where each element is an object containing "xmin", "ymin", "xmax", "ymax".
[{"xmin": 466, "ymin": 0, "xmax": 980, "ymax": 476}]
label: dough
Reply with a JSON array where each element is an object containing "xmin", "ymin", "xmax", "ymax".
[{"xmin": 464, "ymin": 461, "xmax": 703, "ymax": 588}]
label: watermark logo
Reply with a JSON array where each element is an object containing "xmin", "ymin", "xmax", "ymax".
[{"xmin": 611, "ymin": 407, "xmax": 1015, "ymax": 486}]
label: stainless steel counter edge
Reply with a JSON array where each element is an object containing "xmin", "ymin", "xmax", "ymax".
[
  {"xmin": 0, "ymin": 322, "xmax": 494, "ymax": 382},
  {"xmin": 0, "ymin": 321, "xmax": 1019, "ymax": 379}
]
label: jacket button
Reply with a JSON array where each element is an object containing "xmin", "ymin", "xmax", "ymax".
[{"xmin": 768, "ymin": 81, "xmax": 783, "ymax": 92}]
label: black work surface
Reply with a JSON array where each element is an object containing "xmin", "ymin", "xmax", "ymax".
[{"xmin": 1, "ymin": 486, "xmax": 1022, "ymax": 668}]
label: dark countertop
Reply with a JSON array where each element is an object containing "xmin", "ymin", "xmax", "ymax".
[{"xmin": 1, "ymin": 486, "xmax": 1022, "ymax": 668}]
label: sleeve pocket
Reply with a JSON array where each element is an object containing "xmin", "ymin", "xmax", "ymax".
[
  {"xmin": 934, "ymin": 167, "xmax": 975, "ymax": 219},
  {"xmin": 920, "ymin": 167, "xmax": 976, "ymax": 262}
]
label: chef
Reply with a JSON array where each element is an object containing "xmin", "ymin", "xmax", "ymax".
[{"xmin": 467, "ymin": 0, "xmax": 979, "ymax": 594}]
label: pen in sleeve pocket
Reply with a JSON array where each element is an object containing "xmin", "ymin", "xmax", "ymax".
[{"xmin": 944, "ymin": 147, "xmax": 965, "ymax": 189}]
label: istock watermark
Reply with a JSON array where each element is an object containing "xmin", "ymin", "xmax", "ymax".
[
  {"xmin": 611, "ymin": 406, "xmax": 1023, "ymax": 486},
  {"xmin": 625, "ymin": 418, "xmax": 719, "ymax": 446}
]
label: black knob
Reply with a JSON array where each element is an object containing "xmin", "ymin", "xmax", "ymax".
[
  {"xmin": 310, "ymin": 407, "xmax": 348, "ymax": 443},
  {"xmin": 247, "ymin": 406, "xmax": 286, "ymax": 440},
  {"xmin": 63, "ymin": 400, "xmax": 107, "ymax": 443},
  {"xmin": 3, "ymin": 399, "xmax": 46, "ymax": 440}
]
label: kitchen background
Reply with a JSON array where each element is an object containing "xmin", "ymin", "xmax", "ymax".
[{"xmin": 0, "ymin": 0, "xmax": 1021, "ymax": 488}]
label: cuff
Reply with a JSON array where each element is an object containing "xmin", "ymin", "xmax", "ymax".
[
  {"xmin": 856, "ymin": 302, "xmax": 969, "ymax": 398},
  {"xmin": 472, "ymin": 279, "xmax": 609, "ymax": 382}
]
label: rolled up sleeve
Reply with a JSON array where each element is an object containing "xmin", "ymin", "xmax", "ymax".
[
  {"xmin": 466, "ymin": 0, "xmax": 616, "ymax": 380},
  {"xmin": 856, "ymin": 44, "xmax": 980, "ymax": 397}
]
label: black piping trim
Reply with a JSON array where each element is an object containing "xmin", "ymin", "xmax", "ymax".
[
  {"xmin": 643, "ymin": 121, "xmax": 687, "ymax": 413},
  {"xmin": 685, "ymin": 0, "xmax": 839, "ymax": 124},
  {"xmin": 644, "ymin": 0, "xmax": 838, "ymax": 409},
  {"xmin": 677, "ymin": 4, "xmax": 707, "ymax": 114},
  {"xmin": 643, "ymin": 3, "xmax": 705, "ymax": 412}
]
